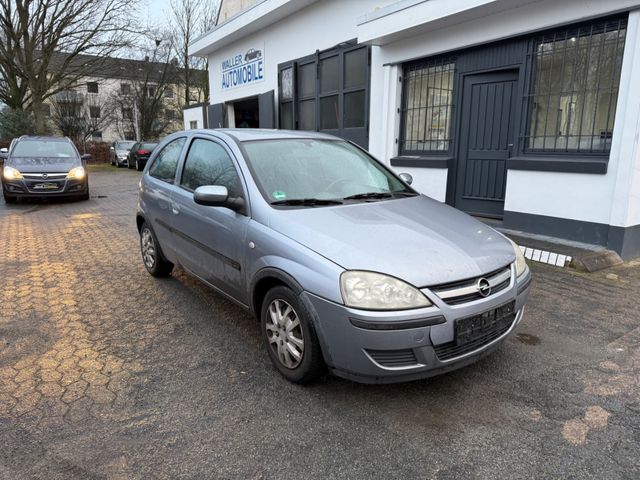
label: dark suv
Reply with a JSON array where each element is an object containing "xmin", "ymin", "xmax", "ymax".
[{"xmin": 1, "ymin": 136, "xmax": 90, "ymax": 203}]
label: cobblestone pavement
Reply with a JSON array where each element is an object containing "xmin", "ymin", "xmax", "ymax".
[{"xmin": 1, "ymin": 166, "xmax": 639, "ymax": 479}]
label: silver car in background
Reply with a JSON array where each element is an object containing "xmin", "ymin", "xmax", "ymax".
[
  {"xmin": 136, "ymin": 129, "xmax": 531, "ymax": 384},
  {"xmin": 110, "ymin": 140, "xmax": 136, "ymax": 167}
]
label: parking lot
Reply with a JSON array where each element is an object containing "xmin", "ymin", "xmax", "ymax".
[{"xmin": 0, "ymin": 165, "xmax": 639, "ymax": 479}]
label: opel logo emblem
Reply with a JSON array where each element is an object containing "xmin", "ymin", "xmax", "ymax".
[
  {"xmin": 42, "ymin": 173, "xmax": 48, "ymax": 179},
  {"xmin": 477, "ymin": 278, "xmax": 491, "ymax": 297}
]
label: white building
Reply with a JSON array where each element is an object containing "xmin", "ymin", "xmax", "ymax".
[{"xmin": 186, "ymin": 0, "xmax": 640, "ymax": 259}]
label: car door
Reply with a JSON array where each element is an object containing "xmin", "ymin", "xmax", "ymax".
[
  {"xmin": 143, "ymin": 136, "xmax": 187, "ymax": 262},
  {"xmin": 170, "ymin": 136, "xmax": 250, "ymax": 304}
]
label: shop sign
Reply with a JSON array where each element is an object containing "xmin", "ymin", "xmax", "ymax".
[{"xmin": 221, "ymin": 46, "xmax": 265, "ymax": 90}]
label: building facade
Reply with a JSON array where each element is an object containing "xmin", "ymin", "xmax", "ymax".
[
  {"xmin": 188, "ymin": 0, "xmax": 640, "ymax": 259},
  {"xmin": 45, "ymin": 56, "xmax": 207, "ymax": 144}
]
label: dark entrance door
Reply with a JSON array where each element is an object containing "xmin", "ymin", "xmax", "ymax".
[{"xmin": 455, "ymin": 70, "xmax": 518, "ymax": 218}]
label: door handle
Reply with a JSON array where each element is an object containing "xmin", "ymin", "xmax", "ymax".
[{"xmin": 171, "ymin": 203, "xmax": 180, "ymax": 215}]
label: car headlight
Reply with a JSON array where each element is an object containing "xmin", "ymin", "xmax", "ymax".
[
  {"xmin": 340, "ymin": 271, "xmax": 432, "ymax": 310},
  {"xmin": 3, "ymin": 166, "xmax": 23, "ymax": 180},
  {"xmin": 508, "ymin": 238, "xmax": 527, "ymax": 277},
  {"xmin": 67, "ymin": 166, "xmax": 85, "ymax": 180}
]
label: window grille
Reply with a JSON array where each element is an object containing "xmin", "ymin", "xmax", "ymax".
[
  {"xmin": 524, "ymin": 17, "xmax": 627, "ymax": 154},
  {"xmin": 400, "ymin": 58, "xmax": 455, "ymax": 153}
]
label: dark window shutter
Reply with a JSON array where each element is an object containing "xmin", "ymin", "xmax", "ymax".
[
  {"xmin": 208, "ymin": 103, "xmax": 225, "ymax": 128},
  {"xmin": 258, "ymin": 90, "xmax": 275, "ymax": 128}
]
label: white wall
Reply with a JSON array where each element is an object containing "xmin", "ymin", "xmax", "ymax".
[
  {"xmin": 183, "ymin": 106, "xmax": 206, "ymax": 130},
  {"xmin": 368, "ymin": 0, "xmax": 640, "ymax": 228},
  {"xmin": 199, "ymin": 0, "xmax": 640, "ymax": 230},
  {"xmin": 393, "ymin": 167, "xmax": 449, "ymax": 202},
  {"xmin": 207, "ymin": 0, "xmax": 395, "ymax": 105},
  {"xmin": 608, "ymin": 10, "xmax": 640, "ymax": 228}
]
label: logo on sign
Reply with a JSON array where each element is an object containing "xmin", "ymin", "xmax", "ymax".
[{"xmin": 221, "ymin": 47, "xmax": 264, "ymax": 90}]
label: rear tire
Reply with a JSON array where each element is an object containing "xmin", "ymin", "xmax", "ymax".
[
  {"xmin": 139, "ymin": 222, "xmax": 173, "ymax": 277},
  {"xmin": 261, "ymin": 286, "xmax": 323, "ymax": 384},
  {"xmin": 135, "ymin": 159, "xmax": 142, "ymax": 171}
]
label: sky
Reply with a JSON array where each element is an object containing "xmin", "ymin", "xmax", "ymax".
[{"xmin": 138, "ymin": 0, "xmax": 175, "ymax": 28}]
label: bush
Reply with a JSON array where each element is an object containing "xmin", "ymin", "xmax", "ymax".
[{"xmin": 0, "ymin": 108, "xmax": 37, "ymax": 140}]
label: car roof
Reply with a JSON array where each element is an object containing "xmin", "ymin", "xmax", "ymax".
[{"xmin": 192, "ymin": 128, "xmax": 341, "ymax": 143}]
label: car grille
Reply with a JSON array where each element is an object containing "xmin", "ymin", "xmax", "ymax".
[
  {"xmin": 433, "ymin": 305, "xmax": 516, "ymax": 361},
  {"xmin": 430, "ymin": 265, "xmax": 512, "ymax": 305},
  {"xmin": 366, "ymin": 349, "xmax": 419, "ymax": 368}
]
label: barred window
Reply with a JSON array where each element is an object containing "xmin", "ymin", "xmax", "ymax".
[
  {"xmin": 400, "ymin": 59, "xmax": 454, "ymax": 153},
  {"xmin": 525, "ymin": 17, "xmax": 626, "ymax": 153}
]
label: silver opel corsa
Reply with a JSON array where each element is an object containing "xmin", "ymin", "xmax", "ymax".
[{"xmin": 136, "ymin": 129, "xmax": 531, "ymax": 384}]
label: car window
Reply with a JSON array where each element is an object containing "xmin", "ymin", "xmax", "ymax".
[
  {"xmin": 242, "ymin": 139, "xmax": 410, "ymax": 202},
  {"xmin": 12, "ymin": 140, "xmax": 77, "ymax": 158},
  {"xmin": 116, "ymin": 141, "xmax": 135, "ymax": 150},
  {"xmin": 181, "ymin": 138, "xmax": 242, "ymax": 197},
  {"xmin": 148, "ymin": 137, "xmax": 186, "ymax": 183}
]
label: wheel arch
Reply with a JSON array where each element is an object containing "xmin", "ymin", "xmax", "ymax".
[
  {"xmin": 136, "ymin": 213, "xmax": 146, "ymax": 233},
  {"xmin": 250, "ymin": 268, "xmax": 304, "ymax": 319}
]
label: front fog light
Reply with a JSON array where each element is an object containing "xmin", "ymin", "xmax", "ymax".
[
  {"xmin": 340, "ymin": 271, "xmax": 431, "ymax": 310},
  {"xmin": 508, "ymin": 238, "xmax": 527, "ymax": 277},
  {"xmin": 67, "ymin": 166, "xmax": 85, "ymax": 180}
]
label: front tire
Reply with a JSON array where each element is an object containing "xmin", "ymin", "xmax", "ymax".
[
  {"xmin": 261, "ymin": 286, "xmax": 323, "ymax": 383},
  {"xmin": 139, "ymin": 222, "xmax": 173, "ymax": 277}
]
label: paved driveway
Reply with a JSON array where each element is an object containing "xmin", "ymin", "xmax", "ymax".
[{"xmin": 1, "ymin": 166, "xmax": 639, "ymax": 479}]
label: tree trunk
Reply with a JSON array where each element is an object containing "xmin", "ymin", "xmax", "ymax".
[{"xmin": 31, "ymin": 96, "xmax": 47, "ymax": 135}]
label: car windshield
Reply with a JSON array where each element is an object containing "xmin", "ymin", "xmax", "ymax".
[
  {"xmin": 12, "ymin": 140, "xmax": 76, "ymax": 158},
  {"xmin": 116, "ymin": 141, "xmax": 136, "ymax": 150},
  {"xmin": 242, "ymin": 139, "xmax": 413, "ymax": 204}
]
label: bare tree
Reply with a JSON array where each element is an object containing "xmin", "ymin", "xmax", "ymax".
[
  {"xmin": 0, "ymin": 0, "xmax": 136, "ymax": 133},
  {"xmin": 169, "ymin": 0, "xmax": 217, "ymax": 105},
  {"xmin": 50, "ymin": 87, "xmax": 117, "ymax": 149},
  {"xmin": 112, "ymin": 35, "xmax": 181, "ymax": 141}
]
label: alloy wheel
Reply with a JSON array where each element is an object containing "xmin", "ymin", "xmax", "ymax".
[
  {"xmin": 141, "ymin": 228, "xmax": 156, "ymax": 269},
  {"xmin": 265, "ymin": 299, "xmax": 305, "ymax": 369}
]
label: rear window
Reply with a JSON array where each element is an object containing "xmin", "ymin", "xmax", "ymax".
[
  {"xmin": 12, "ymin": 140, "xmax": 77, "ymax": 158},
  {"xmin": 142, "ymin": 143, "xmax": 157, "ymax": 150}
]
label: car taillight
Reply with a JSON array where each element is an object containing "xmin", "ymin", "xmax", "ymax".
[{"xmin": 138, "ymin": 149, "xmax": 150, "ymax": 155}]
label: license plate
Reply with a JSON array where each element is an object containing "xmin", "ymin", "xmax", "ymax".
[
  {"xmin": 454, "ymin": 301, "xmax": 516, "ymax": 346},
  {"xmin": 33, "ymin": 182, "xmax": 59, "ymax": 190}
]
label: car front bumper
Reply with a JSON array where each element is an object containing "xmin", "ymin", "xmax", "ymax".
[
  {"xmin": 303, "ymin": 266, "xmax": 531, "ymax": 383},
  {"xmin": 2, "ymin": 176, "xmax": 88, "ymax": 198}
]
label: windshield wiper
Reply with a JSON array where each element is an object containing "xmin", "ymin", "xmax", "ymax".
[
  {"xmin": 271, "ymin": 198, "xmax": 343, "ymax": 206},
  {"xmin": 342, "ymin": 192, "xmax": 393, "ymax": 200},
  {"xmin": 390, "ymin": 190, "xmax": 419, "ymax": 197}
]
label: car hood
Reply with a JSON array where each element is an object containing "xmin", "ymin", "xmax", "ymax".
[
  {"xmin": 9, "ymin": 157, "xmax": 80, "ymax": 173},
  {"xmin": 116, "ymin": 149, "xmax": 130, "ymax": 156},
  {"xmin": 267, "ymin": 195, "xmax": 515, "ymax": 287}
]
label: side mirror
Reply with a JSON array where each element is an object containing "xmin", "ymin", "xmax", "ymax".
[
  {"xmin": 193, "ymin": 185, "xmax": 246, "ymax": 213},
  {"xmin": 399, "ymin": 172, "xmax": 413, "ymax": 185},
  {"xmin": 81, "ymin": 153, "xmax": 92, "ymax": 161},
  {"xmin": 109, "ymin": 146, "xmax": 115, "ymax": 151},
  {"xmin": 194, "ymin": 185, "xmax": 228, "ymax": 205}
]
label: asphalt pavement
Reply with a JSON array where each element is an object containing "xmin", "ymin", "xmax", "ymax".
[{"xmin": 1, "ymin": 165, "xmax": 639, "ymax": 479}]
